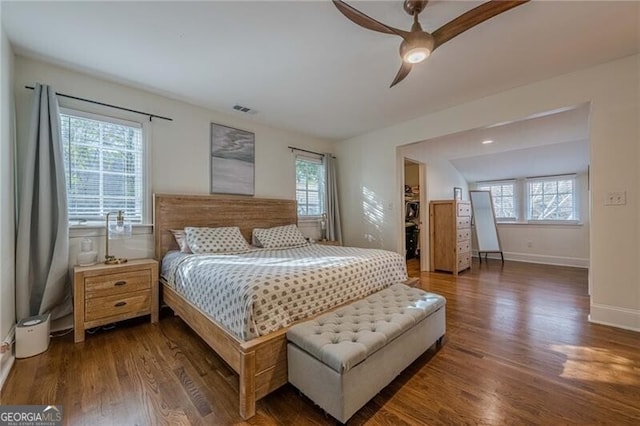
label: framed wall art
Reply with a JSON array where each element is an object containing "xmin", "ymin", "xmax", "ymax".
[
  {"xmin": 453, "ymin": 187, "xmax": 462, "ymax": 200},
  {"xmin": 210, "ymin": 123, "xmax": 255, "ymax": 195}
]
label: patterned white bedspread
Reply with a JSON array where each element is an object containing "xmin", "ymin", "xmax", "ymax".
[{"xmin": 161, "ymin": 244, "xmax": 408, "ymax": 341}]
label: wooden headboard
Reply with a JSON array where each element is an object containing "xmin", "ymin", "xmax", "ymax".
[{"xmin": 154, "ymin": 193, "xmax": 298, "ymax": 260}]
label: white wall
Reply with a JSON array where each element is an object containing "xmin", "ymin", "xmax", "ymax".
[
  {"xmin": 337, "ymin": 55, "xmax": 639, "ymax": 331},
  {"xmin": 13, "ymin": 56, "xmax": 335, "ymax": 269},
  {"xmin": 0, "ymin": 26, "xmax": 16, "ymax": 389},
  {"xmin": 471, "ymin": 172, "xmax": 590, "ymax": 267}
]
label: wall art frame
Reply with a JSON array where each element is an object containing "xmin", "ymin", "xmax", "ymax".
[{"xmin": 210, "ymin": 123, "xmax": 255, "ymax": 196}]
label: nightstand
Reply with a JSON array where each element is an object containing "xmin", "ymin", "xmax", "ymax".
[
  {"xmin": 316, "ymin": 240, "xmax": 341, "ymax": 246},
  {"xmin": 73, "ymin": 258, "xmax": 159, "ymax": 343}
]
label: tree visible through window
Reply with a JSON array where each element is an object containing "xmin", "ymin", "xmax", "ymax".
[
  {"xmin": 60, "ymin": 110, "xmax": 144, "ymax": 223},
  {"xmin": 295, "ymin": 155, "xmax": 324, "ymax": 217},
  {"xmin": 527, "ymin": 176, "xmax": 576, "ymax": 221}
]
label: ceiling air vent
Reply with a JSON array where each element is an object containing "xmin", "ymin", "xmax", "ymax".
[{"xmin": 232, "ymin": 104, "xmax": 257, "ymax": 115}]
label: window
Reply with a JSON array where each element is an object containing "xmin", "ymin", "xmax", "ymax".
[
  {"xmin": 476, "ymin": 181, "xmax": 516, "ymax": 221},
  {"xmin": 527, "ymin": 175, "xmax": 577, "ymax": 221},
  {"xmin": 60, "ymin": 110, "xmax": 146, "ymax": 224},
  {"xmin": 295, "ymin": 154, "xmax": 325, "ymax": 217}
]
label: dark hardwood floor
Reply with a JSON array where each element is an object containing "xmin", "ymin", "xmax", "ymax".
[{"xmin": 3, "ymin": 259, "xmax": 639, "ymax": 425}]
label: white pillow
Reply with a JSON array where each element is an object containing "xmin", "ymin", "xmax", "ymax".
[
  {"xmin": 169, "ymin": 229, "xmax": 192, "ymax": 253},
  {"xmin": 252, "ymin": 224, "xmax": 308, "ymax": 249},
  {"xmin": 185, "ymin": 226, "xmax": 251, "ymax": 254}
]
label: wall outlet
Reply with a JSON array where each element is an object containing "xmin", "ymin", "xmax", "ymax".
[
  {"xmin": 605, "ymin": 191, "xmax": 626, "ymax": 205},
  {"xmin": 526, "ymin": 241, "xmax": 533, "ymax": 248}
]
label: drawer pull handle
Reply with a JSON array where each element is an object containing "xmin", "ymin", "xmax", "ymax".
[
  {"xmin": 114, "ymin": 280, "xmax": 127, "ymax": 286},
  {"xmin": 114, "ymin": 301, "xmax": 127, "ymax": 308}
]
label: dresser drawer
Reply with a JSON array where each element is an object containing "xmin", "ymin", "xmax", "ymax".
[
  {"xmin": 457, "ymin": 203, "xmax": 471, "ymax": 217},
  {"xmin": 457, "ymin": 240, "xmax": 471, "ymax": 254},
  {"xmin": 85, "ymin": 290, "xmax": 151, "ymax": 322},
  {"xmin": 85, "ymin": 270, "xmax": 151, "ymax": 299},
  {"xmin": 457, "ymin": 217, "xmax": 471, "ymax": 229},
  {"xmin": 457, "ymin": 228, "xmax": 471, "ymax": 242},
  {"xmin": 458, "ymin": 253, "xmax": 471, "ymax": 270}
]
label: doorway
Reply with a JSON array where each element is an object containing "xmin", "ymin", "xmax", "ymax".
[{"xmin": 403, "ymin": 158, "xmax": 425, "ymax": 275}]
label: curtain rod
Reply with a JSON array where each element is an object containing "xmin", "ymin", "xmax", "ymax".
[
  {"xmin": 288, "ymin": 146, "xmax": 335, "ymax": 158},
  {"xmin": 288, "ymin": 146, "xmax": 324, "ymax": 157},
  {"xmin": 25, "ymin": 86, "xmax": 173, "ymax": 122}
]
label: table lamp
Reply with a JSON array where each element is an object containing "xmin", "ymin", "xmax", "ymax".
[{"xmin": 105, "ymin": 210, "xmax": 132, "ymax": 264}]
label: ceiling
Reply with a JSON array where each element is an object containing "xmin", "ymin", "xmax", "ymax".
[
  {"xmin": 444, "ymin": 104, "xmax": 589, "ymax": 182},
  {"xmin": 403, "ymin": 103, "xmax": 590, "ymax": 182},
  {"xmin": 2, "ymin": 1, "xmax": 639, "ymax": 141}
]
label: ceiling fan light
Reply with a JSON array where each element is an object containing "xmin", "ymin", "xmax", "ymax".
[{"xmin": 403, "ymin": 47, "xmax": 430, "ymax": 64}]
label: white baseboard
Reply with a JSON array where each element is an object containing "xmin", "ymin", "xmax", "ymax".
[
  {"xmin": 589, "ymin": 303, "xmax": 640, "ymax": 332},
  {"xmin": 473, "ymin": 251, "xmax": 589, "ymax": 268},
  {"xmin": 0, "ymin": 351, "xmax": 15, "ymax": 391}
]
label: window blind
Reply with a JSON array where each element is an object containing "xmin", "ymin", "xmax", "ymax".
[
  {"xmin": 295, "ymin": 154, "xmax": 325, "ymax": 217},
  {"xmin": 60, "ymin": 111, "xmax": 144, "ymax": 223}
]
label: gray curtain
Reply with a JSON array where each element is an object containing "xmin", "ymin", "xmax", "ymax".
[
  {"xmin": 15, "ymin": 83, "xmax": 71, "ymax": 320},
  {"xmin": 324, "ymin": 153, "xmax": 342, "ymax": 243}
]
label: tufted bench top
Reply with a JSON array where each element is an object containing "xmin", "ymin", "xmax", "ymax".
[{"xmin": 287, "ymin": 283, "xmax": 446, "ymax": 373}]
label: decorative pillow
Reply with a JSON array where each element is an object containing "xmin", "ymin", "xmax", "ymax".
[
  {"xmin": 252, "ymin": 224, "xmax": 309, "ymax": 249},
  {"xmin": 169, "ymin": 229, "xmax": 192, "ymax": 253},
  {"xmin": 185, "ymin": 226, "xmax": 251, "ymax": 254}
]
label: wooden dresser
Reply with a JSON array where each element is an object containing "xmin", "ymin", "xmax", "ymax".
[
  {"xmin": 73, "ymin": 258, "xmax": 159, "ymax": 343},
  {"xmin": 429, "ymin": 200, "xmax": 471, "ymax": 275}
]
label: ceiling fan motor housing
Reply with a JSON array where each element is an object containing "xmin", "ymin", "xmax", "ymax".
[{"xmin": 400, "ymin": 32, "xmax": 435, "ymax": 63}]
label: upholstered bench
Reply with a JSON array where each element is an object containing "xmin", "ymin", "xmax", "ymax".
[{"xmin": 287, "ymin": 283, "xmax": 446, "ymax": 423}]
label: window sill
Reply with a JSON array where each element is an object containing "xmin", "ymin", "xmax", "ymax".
[
  {"xmin": 298, "ymin": 216, "xmax": 322, "ymax": 223},
  {"xmin": 493, "ymin": 221, "xmax": 583, "ymax": 227},
  {"xmin": 69, "ymin": 223, "xmax": 153, "ymax": 238}
]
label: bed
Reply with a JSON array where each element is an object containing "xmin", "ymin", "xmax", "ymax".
[{"xmin": 154, "ymin": 194, "xmax": 412, "ymax": 419}]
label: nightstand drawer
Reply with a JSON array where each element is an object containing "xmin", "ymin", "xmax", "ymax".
[
  {"xmin": 85, "ymin": 290, "xmax": 151, "ymax": 322},
  {"xmin": 85, "ymin": 270, "xmax": 151, "ymax": 299},
  {"xmin": 316, "ymin": 240, "xmax": 341, "ymax": 246}
]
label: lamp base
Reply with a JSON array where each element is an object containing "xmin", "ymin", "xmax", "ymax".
[{"xmin": 105, "ymin": 256, "xmax": 128, "ymax": 265}]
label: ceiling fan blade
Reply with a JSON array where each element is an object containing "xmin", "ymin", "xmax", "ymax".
[
  {"xmin": 390, "ymin": 62, "xmax": 413, "ymax": 88},
  {"xmin": 333, "ymin": 0, "xmax": 409, "ymax": 39},
  {"xmin": 432, "ymin": 0, "xmax": 529, "ymax": 49}
]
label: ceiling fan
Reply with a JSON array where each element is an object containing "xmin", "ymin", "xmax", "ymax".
[{"xmin": 332, "ymin": 0, "xmax": 530, "ymax": 87}]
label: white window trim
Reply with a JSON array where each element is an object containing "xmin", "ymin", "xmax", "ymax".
[{"xmin": 60, "ymin": 107, "xmax": 151, "ymax": 226}]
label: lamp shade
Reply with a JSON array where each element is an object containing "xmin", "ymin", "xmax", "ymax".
[{"xmin": 108, "ymin": 220, "xmax": 132, "ymax": 239}]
